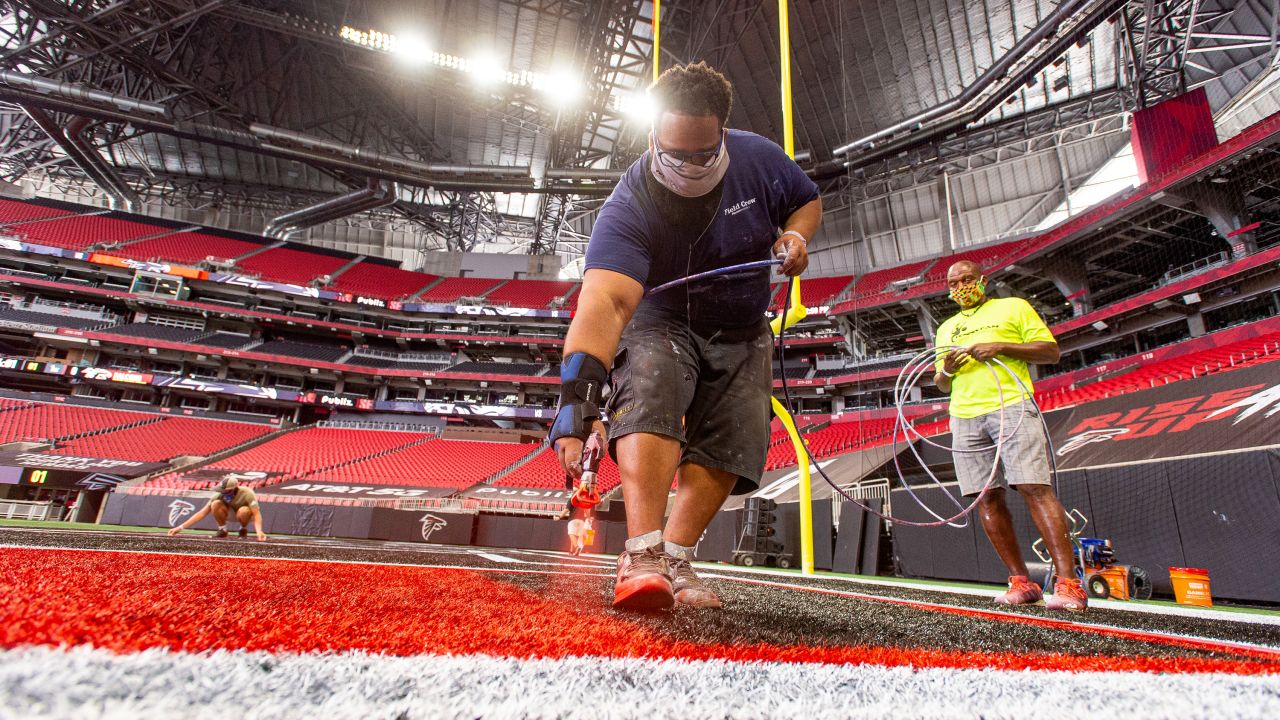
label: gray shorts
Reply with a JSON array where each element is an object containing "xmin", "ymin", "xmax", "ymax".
[
  {"xmin": 950, "ymin": 401, "xmax": 1051, "ymax": 496},
  {"xmin": 606, "ymin": 311, "xmax": 774, "ymax": 495}
]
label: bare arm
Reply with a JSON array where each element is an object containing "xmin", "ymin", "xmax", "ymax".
[
  {"xmin": 563, "ymin": 268, "xmax": 645, "ymax": 362},
  {"xmin": 772, "ymin": 197, "xmax": 823, "ymax": 276},
  {"xmin": 251, "ymin": 506, "xmax": 267, "ymax": 540},
  {"xmin": 934, "ymin": 370, "xmax": 952, "ymax": 395},
  {"xmin": 167, "ymin": 504, "xmax": 210, "ymax": 535},
  {"xmin": 556, "ymin": 268, "xmax": 645, "ymax": 477},
  {"xmin": 785, "ymin": 197, "xmax": 822, "ymax": 239},
  {"xmin": 933, "ymin": 349, "xmax": 964, "ymax": 394}
]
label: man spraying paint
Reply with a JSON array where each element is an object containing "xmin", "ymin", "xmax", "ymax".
[
  {"xmin": 167, "ymin": 477, "xmax": 268, "ymax": 542},
  {"xmin": 551, "ymin": 62, "xmax": 821, "ymax": 610},
  {"xmin": 933, "ymin": 260, "xmax": 1086, "ymax": 611}
]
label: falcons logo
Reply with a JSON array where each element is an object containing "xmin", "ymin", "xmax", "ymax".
[
  {"xmin": 419, "ymin": 514, "xmax": 448, "ymax": 542},
  {"xmin": 1056, "ymin": 427, "xmax": 1130, "ymax": 456},
  {"xmin": 76, "ymin": 473, "xmax": 124, "ymax": 491},
  {"xmin": 1206, "ymin": 383, "xmax": 1280, "ymax": 425},
  {"xmin": 167, "ymin": 500, "xmax": 196, "ymax": 527}
]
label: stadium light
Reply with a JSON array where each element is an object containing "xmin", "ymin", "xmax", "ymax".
[
  {"xmin": 339, "ymin": 25, "xmax": 397, "ymax": 52},
  {"xmin": 396, "ymin": 34, "xmax": 433, "ymax": 66},
  {"xmin": 536, "ymin": 67, "xmax": 583, "ymax": 107},
  {"xmin": 339, "ymin": 25, "xmax": 562, "ymax": 97},
  {"xmin": 468, "ymin": 53, "xmax": 506, "ymax": 88},
  {"xmin": 619, "ymin": 90, "xmax": 656, "ymax": 125}
]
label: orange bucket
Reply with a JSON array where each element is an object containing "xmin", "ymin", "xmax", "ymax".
[{"xmin": 1169, "ymin": 567, "xmax": 1212, "ymax": 607}]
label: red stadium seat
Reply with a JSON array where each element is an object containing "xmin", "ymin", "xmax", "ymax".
[
  {"xmin": 416, "ymin": 277, "xmax": 505, "ymax": 303},
  {"xmin": 489, "ymin": 446, "xmax": 622, "ymax": 494},
  {"xmin": 0, "ymin": 402, "xmax": 157, "ymax": 445},
  {"xmin": 304, "ymin": 438, "xmax": 540, "ymax": 489},
  {"xmin": 764, "ymin": 417, "xmax": 902, "ymax": 470},
  {"xmin": 114, "ymin": 231, "xmax": 265, "ymax": 265},
  {"xmin": 483, "ymin": 280, "xmax": 577, "ymax": 309},
  {"xmin": 235, "ymin": 247, "xmax": 350, "ymax": 286},
  {"xmin": 16, "ymin": 214, "xmax": 170, "ymax": 250},
  {"xmin": 0, "ymin": 198, "xmax": 73, "ymax": 225},
  {"xmin": 1035, "ymin": 329, "xmax": 1280, "ymax": 411},
  {"xmin": 847, "ymin": 260, "xmax": 933, "ymax": 303},
  {"xmin": 560, "ymin": 286, "xmax": 583, "ymax": 311},
  {"xmin": 52, "ymin": 416, "xmax": 273, "ymax": 462},
  {"xmin": 148, "ymin": 427, "xmax": 433, "ymax": 491},
  {"xmin": 770, "ymin": 275, "xmax": 855, "ymax": 310},
  {"xmin": 330, "ymin": 262, "xmax": 438, "ymax": 300}
]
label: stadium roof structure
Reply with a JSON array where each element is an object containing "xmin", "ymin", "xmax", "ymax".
[{"xmin": 0, "ymin": 1, "xmax": 1276, "ymax": 271}]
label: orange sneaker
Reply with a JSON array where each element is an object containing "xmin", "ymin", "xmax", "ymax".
[
  {"xmin": 613, "ymin": 546, "xmax": 674, "ymax": 610},
  {"xmin": 1047, "ymin": 578, "xmax": 1089, "ymax": 612},
  {"xmin": 994, "ymin": 575, "xmax": 1044, "ymax": 606}
]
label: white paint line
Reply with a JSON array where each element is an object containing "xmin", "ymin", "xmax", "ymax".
[
  {"xmin": 507, "ymin": 548, "xmax": 616, "ymax": 567},
  {"xmin": 7, "ymin": 645, "xmax": 1280, "ymax": 720},
  {"xmin": 0, "ymin": 543, "xmax": 613, "ymax": 578},
  {"xmin": 474, "ymin": 551, "xmax": 531, "ymax": 564},
  {"xmin": 706, "ymin": 573, "xmax": 1280, "ymax": 655},
  {"xmin": 699, "ymin": 563, "xmax": 1280, "ymax": 627},
  {"xmin": 4, "ymin": 530, "xmax": 1274, "ymax": 628}
]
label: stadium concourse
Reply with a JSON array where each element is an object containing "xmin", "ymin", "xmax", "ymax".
[{"xmin": 3, "ymin": 0, "xmax": 1280, "ymax": 717}]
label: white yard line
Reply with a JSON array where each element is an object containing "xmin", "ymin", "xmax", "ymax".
[
  {"xmin": 700, "ymin": 562, "xmax": 1280, "ymax": 627},
  {"xmin": 4, "ymin": 646, "xmax": 1280, "ymax": 720},
  {"xmin": 707, "ymin": 573, "xmax": 1280, "ymax": 657},
  {"xmin": 0, "ymin": 543, "xmax": 614, "ymax": 578},
  {"xmin": 4, "ymin": 530, "xmax": 1275, "ymax": 628},
  {"xmin": 473, "ymin": 551, "xmax": 532, "ymax": 564}
]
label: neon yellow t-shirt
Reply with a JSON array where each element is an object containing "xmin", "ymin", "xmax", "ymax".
[{"xmin": 934, "ymin": 297, "xmax": 1055, "ymax": 419}]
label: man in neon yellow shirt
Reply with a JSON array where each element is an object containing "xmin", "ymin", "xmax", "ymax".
[{"xmin": 933, "ymin": 260, "xmax": 1086, "ymax": 612}]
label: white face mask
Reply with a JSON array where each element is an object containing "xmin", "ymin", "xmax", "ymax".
[{"xmin": 649, "ymin": 136, "xmax": 730, "ymax": 198}]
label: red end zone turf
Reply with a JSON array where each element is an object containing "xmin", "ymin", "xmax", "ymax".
[{"xmin": 1, "ymin": 548, "xmax": 1276, "ymax": 675}]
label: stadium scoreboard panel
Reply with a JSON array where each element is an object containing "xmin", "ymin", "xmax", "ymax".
[
  {"xmin": 0, "ymin": 465, "xmax": 124, "ymax": 490},
  {"xmin": 0, "ymin": 453, "xmax": 167, "ymax": 491},
  {"xmin": 19, "ymin": 466, "xmax": 102, "ymax": 489}
]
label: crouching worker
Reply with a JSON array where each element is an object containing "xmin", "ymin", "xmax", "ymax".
[{"xmin": 168, "ymin": 477, "xmax": 267, "ymax": 541}]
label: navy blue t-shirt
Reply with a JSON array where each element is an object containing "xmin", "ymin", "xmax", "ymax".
[{"xmin": 584, "ymin": 129, "xmax": 819, "ymax": 330}]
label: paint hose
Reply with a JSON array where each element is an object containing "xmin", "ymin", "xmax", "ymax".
[
  {"xmin": 648, "ymin": 257, "xmax": 1058, "ymax": 529},
  {"xmin": 774, "ymin": 291, "xmax": 1059, "ymax": 529}
]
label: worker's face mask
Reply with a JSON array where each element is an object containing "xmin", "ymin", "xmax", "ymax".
[
  {"xmin": 949, "ymin": 277, "xmax": 986, "ymax": 308},
  {"xmin": 649, "ymin": 131, "xmax": 730, "ymax": 198},
  {"xmin": 220, "ymin": 491, "xmax": 236, "ymax": 504}
]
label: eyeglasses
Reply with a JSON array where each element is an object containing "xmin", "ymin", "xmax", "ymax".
[{"xmin": 652, "ymin": 132, "xmax": 724, "ymax": 170}]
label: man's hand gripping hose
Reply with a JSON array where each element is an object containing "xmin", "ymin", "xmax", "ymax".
[{"xmin": 569, "ymin": 431, "xmax": 603, "ymax": 510}]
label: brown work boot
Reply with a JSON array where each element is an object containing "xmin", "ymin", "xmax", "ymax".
[
  {"xmin": 666, "ymin": 553, "xmax": 722, "ymax": 608},
  {"xmin": 614, "ymin": 545, "xmax": 674, "ymax": 610}
]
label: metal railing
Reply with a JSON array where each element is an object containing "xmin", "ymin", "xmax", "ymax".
[
  {"xmin": 1160, "ymin": 251, "xmax": 1230, "ymax": 285},
  {"xmin": 394, "ymin": 497, "xmax": 478, "ymax": 513},
  {"xmin": 316, "ymin": 419, "xmax": 438, "ymax": 433},
  {"xmin": 351, "ymin": 347, "xmax": 451, "ymax": 363},
  {"xmin": 0, "ymin": 500, "xmax": 52, "ymax": 521},
  {"xmin": 837, "ymin": 478, "xmax": 892, "ymax": 521},
  {"xmin": 1151, "ymin": 340, "xmax": 1280, "ymax": 386}
]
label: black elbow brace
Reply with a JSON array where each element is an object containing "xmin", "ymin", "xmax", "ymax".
[{"xmin": 548, "ymin": 352, "xmax": 608, "ymax": 445}]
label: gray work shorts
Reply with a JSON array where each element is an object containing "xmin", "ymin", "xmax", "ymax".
[
  {"xmin": 950, "ymin": 401, "xmax": 1052, "ymax": 496},
  {"xmin": 606, "ymin": 311, "xmax": 774, "ymax": 495}
]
